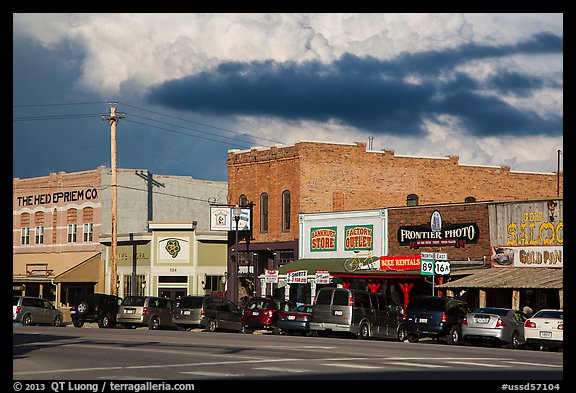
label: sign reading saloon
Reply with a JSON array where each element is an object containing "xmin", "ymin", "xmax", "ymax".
[
  {"xmin": 310, "ymin": 227, "xmax": 337, "ymax": 252},
  {"xmin": 344, "ymin": 225, "xmax": 373, "ymax": 250}
]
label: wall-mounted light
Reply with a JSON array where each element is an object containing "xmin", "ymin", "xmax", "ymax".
[{"xmin": 548, "ymin": 200, "xmax": 558, "ymax": 222}]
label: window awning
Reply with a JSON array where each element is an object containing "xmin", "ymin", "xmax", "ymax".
[
  {"xmin": 13, "ymin": 251, "xmax": 102, "ymax": 283},
  {"xmin": 437, "ymin": 267, "xmax": 563, "ymax": 290}
]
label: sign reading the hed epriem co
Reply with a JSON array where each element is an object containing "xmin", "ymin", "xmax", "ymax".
[{"xmin": 16, "ymin": 188, "xmax": 99, "ymax": 206}]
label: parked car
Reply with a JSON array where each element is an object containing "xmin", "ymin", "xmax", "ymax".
[
  {"xmin": 461, "ymin": 307, "xmax": 526, "ymax": 349},
  {"xmin": 402, "ymin": 295, "xmax": 469, "ymax": 344},
  {"xmin": 276, "ymin": 304, "xmax": 314, "ymax": 335},
  {"xmin": 310, "ymin": 287, "xmax": 405, "ymax": 341},
  {"xmin": 241, "ymin": 297, "xmax": 296, "ymax": 334},
  {"xmin": 117, "ymin": 296, "xmax": 175, "ymax": 330},
  {"xmin": 200, "ymin": 299, "xmax": 243, "ymax": 332},
  {"xmin": 70, "ymin": 293, "xmax": 122, "ymax": 328},
  {"xmin": 173, "ymin": 295, "xmax": 218, "ymax": 330},
  {"xmin": 13, "ymin": 296, "xmax": 63, "ymax": 327},
  {"xmin": 524, "ymin": 309, "xmax": 563, "ymax": 352}
]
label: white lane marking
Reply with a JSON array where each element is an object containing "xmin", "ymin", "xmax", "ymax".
[
  {"xmin": 182, "ymin": 371, "xmax": 241, "ymax": 377},
  {"xmin": 388, "ymin": 362, "xmax": 448, "ymax": 368},
  {"xmin": 253, "ymin": 367, "xmax": 309, "ymax": 373},
  {"xmin": 322, "ymin": 363, "xmax": 383, "ymax": 369},
  {"xmin": 504, "ymin": 361, "xmax": 563, "ymax": 368},
  {"xmin": 445, "ymin": 361, "xmax": 510, "ymax": 368}
]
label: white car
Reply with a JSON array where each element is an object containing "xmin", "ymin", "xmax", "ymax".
[{"xmin": 524, "ymin": 309, "xmax": 563, "ymax": 352}]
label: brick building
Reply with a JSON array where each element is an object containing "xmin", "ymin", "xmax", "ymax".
[{"xmin": 227, "ymin": 140, "xmax": 562, "ymax": 301}]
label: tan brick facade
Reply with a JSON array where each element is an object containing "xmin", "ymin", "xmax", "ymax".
[
  {"xmin": 13, "ymin": 168, "xmax": 102, "ymax": 254},
  {"xmin": 228, "ymin": 141, "xmax": 563, "ymax": 246}
]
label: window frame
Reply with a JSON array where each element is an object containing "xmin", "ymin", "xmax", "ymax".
[
  {"xmin": 67, "ymin": 223, "xmax": 77, "ymax": 243},
  {"xmin": 282, "ymin": 190, "xmax": 291, "ymax": 231},
  {"xmin": 260, "ymin": 192, "xmax": 269, "ymax": 233}
]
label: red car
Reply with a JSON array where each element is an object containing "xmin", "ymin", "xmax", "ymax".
[{"xmin": 241, "ymin": 297, "xmax": 296, "ymax": 334}]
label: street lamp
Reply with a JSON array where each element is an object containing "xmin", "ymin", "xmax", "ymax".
[{"xmin": 233, "ymin": 204, "xmax": 242, "ymax": 306}]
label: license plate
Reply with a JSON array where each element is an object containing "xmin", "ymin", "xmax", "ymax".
[
  {"xmin": 183, "ymin": 310, "xmax": 191, "ymax": 315},
  {"xmin": 476, "ymin": 317, "xmax": 489, "ymax": 324},
  {"xmin": 540, "ymin": 331, "xmax": 553, "ymax": 338},
  {"xmin": 288, "ymin": 315, "xmax": 296, "ymax": 320},
  {"xmin": 252, "ymin": 311, "xmax": 259, "ymax": 316},
  {"xmin": 70, "ymin": 310, "xmax": 76, "ymax": 315},
  {"xmin": 419, "ymin": 318, "xmax": 428, "ymax": 323},
  {"xmin": 125, "ymin": 309, "xmax": 135, "ymax": 314},
  {"xmin": 334, "ymin": 310, "xmax": 343, "ymax": 316}
]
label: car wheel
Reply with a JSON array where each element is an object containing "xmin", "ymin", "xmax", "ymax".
[
  {"xmin": 359, "ymin": 322, "xmax": 370, "ymax": 340},
  {"xmin": 148, "ymin": 317, "xmax": 160, "ymax": 330},
  {"xmin": 509, "ymin": 331, "xmax": 521, "ymax": 349},
  {"xmin": 98, "ymin": 314, "xmax": 111, "ymax": 328},
  {"xmin": 53, "ymin": 315, "xmax": 63, "ymax": 327},
  {"xmin": 207, "ymin": 319, "xmax": 217, "ymax": 332},
  {"xmin": 447, "ymin": 325, "xmax": 462, "ymax": 345},
  {"xmin": 397, "ymin": 326, "xmax": 408, "ymax": 342},
  {"xmin": 72, "ymin": 320, "xmax": 84, "ymax": 328},
  {"xmin": 407, "ymin": 334, "xmax": 419, "ymax": 343},
  {"xmin": 22, "ymin": 314, "xmax": 32, "ymax": 326}
]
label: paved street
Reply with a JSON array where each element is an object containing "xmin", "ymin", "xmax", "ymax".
[{"xmin": 13, "ymin": 325, "xmax": 563, "ymax": 382}]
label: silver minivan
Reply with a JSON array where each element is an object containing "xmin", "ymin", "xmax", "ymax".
[
  {"xmin": 309, "ymin": 288, "xmax": 405, "ymax": 341},
  {"xmin": 13, "ymin": 296, "xmax": 63, "ymax": 327},
  {"xmin": 117, "ymin": 296, "xmax": 175, "ymax": 330}
]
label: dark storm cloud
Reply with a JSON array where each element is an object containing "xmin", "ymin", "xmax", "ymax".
[{"xmin": 147, "ymin": 32, "xmax": 563, "ymax": 138}]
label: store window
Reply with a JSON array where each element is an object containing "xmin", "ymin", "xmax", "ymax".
[
  {"xmin": 282, "ymin": 190, "xmax": 291, "ymax": 231},
  {"xmin": 260, "ymin": 193, "xmax": 268, "ymax": 233},
  {"xmin": 21, "ymin": 227, "xmax": 30, "ymax": 245},
  {"xmin": 465, "ymin": 196, "xmax": 477, "ymax": 203},
  {"xmin": 83, "ymin": 223, "xmax": 93, "ymax": 242},
  {"xmin": 35, "ymin": 226, "xmax": 44, "ymax": 244},
  {"xmin": 407, "ymin": 194, "xmax": 419, "ymax": 207},
  {"xmin": 67, "ymin": 224, "xmax": 77, "ymax": 243},
  {"xmin": 123, "ymin": 274, "xmax": 147, "ymax": 297}
]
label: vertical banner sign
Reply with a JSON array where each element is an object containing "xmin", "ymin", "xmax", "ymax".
[
  {"xmin": 265, "ymin": 269, "xmax": 278, "ymax": 284},
  {"xmin": 420, "ymin": 252, "xmax": 434, "ymax": 276}
]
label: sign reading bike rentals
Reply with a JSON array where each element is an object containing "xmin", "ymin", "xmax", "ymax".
[{"xmin": 398, "ymin": 210, "xmax": 479, "ymax": 249}]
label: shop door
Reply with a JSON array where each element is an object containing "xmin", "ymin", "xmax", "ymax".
[{"xmin": 158, "ymin": 288, "xmax": 187, "ymax": 301}]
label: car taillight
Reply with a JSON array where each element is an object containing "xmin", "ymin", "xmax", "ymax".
[
  {"xmin": 496, "ymin": 318, "xmax": 506, "ymax": 327},
  {"xmin": 558, "ymin": 323, "xmax": 563, "ymax": 330},
  {"xmin": 524, "ymin": 320, "xmax": 536, "ymax": 328},
  {"xmin": 402, "ymin": 313, "xmax": 407, "ymax": 321},
  {"xmin": 441, "ymin": 313, "xmax": 448, "ymax": 323},
  {"xmin": 302, "ymin": 315, "xmax": 310, "ymax": 320},
  {"xmin": 15, "ymin": 306, "xmax": 21, "ymax": 314},
  {"xmin": 348, "ymin": 296, "xmax": 353, "ymax": 306},
  {"xmin": 200, "ymin": 309, "xmax": 205, "ymax": 317},
  {"xmin": 142, "ymin": 307, "xmax": 148, "ymax": 316},
  {"xmin": 462, "ymin": 317, "xmax": 468, "ymax": 326}
]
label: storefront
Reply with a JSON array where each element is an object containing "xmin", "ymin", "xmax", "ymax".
[{"xmin": 438, "ymin": 199, "xmax": 563, "ymax": 312}]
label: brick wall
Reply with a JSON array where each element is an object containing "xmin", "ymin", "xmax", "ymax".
[{"xmin": 228, "ymin": 141, "xmax": 562, "ymax": 245}]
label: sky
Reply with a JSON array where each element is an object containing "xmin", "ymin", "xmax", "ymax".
[{"xmin": 13, "ymin": 13, "xmax": 563, "ymax": 182}]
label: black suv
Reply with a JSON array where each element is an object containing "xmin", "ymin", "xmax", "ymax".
[
  {"xmin": 70, "ymin": 293, "xmax": 122, "ymax": 328},
  {"xmin": 401, "ymin": 295, "xmax": 469, "ymax": 345}
]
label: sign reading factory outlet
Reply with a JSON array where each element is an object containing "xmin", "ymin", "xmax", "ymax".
[
  {"xmin": 344, "ymin": 225, "xmax": 373, "ymax": 250},
  {"xmin": 310, "ymin": 227, "xmax": 337, "ymax": 252}
]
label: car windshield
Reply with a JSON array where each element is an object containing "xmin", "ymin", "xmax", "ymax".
[
  {"xmin": 176, "ymin": 296, "xmax": 205, "ymax": 308},
  {"xmin": 533, "ymin": 310, "xmax": 563, "ymax": 319},
  {"xmin": 472, "ymin": 308, "xmax": 509, "ymax": 317},
  {"xmin": 246, "ymin": 299, "xmax": 269, "ymax": 310},
  {"xmin": 121, "ymin": 296, "xmax": 146, "ymax": 306},
  {"xmin": 13, "ymin": 296, "xmax": 20, "ymax": 306}
]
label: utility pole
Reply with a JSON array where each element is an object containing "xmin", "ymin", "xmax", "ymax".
[{"xmin": 103, "ymin": 104, "xmax": 125, "ymax": 296}]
